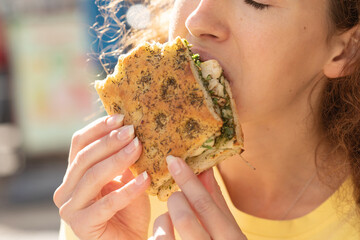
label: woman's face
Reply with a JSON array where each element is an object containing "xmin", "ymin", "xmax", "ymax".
[{"xmin": 169, "ymin": 0, "xmax": 333, "ymax": 124}]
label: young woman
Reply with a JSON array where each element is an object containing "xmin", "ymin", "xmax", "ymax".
[{"xmin": 54, "ymin": 0, "xmax": 360, "ymax": 239}]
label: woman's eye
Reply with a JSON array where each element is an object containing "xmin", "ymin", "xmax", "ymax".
[{"xmin": 244, "ymin": 0, "xmax": 270, "ymax": 10}]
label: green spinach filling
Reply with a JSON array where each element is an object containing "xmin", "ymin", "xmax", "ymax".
[{"xmin": 184, "ymin": 40, "xmax": 236, "ymax": 150}]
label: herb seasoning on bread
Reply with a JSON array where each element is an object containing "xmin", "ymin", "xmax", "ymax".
[{"xmin": 95, "ymin": 37, "xmax": 244, "ymax": 201}]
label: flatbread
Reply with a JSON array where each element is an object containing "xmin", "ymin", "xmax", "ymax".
[{"xmin": 95, "ymin": 37, "xmax": 225, "ymax": 197}]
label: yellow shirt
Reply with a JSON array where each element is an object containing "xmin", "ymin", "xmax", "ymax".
[{"xmin": 60, "ymin": 167, "xmax": 360, "ymax": 240}]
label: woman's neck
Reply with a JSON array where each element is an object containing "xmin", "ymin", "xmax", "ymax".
[
  {"xmin": 218, "ymin": 100, "xmax": 342, "ymax": 219},
  {"xmin": 240, "ymin": 111, "xmax": 320, "ymax": 186}
]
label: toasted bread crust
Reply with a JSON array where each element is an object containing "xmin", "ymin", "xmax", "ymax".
[
  {"xmin": 95, "ymin": 37, "xmax": 223, "ymax": 195},
  {"xmin": 223, "ymin": 79, "xmax": 244, "ymax": 150}
]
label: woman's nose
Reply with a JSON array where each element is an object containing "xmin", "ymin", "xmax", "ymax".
[{"xmin": 185, "ymin": 0, "xmax": 229, "ymax": 42}]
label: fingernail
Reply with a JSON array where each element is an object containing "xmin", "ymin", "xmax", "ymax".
[
  {"xmin": 153, "ymin": 226, "xmax": 166, "ymax": 237},
  {"xmin": 166, "ymin": 155, "xmax": 181, "ymax": 175},
  {"xmin": 135, "ymin": 171, "xmax": 148, "ymax": 185},
  {"xmin": 107, "ymin": 114, "xmax": 124, "ymax": 126},
  {"xmin": 118, "ymin": 125, "xmax": 134, "ymax": 141},
  {"xmin": 124, "ymin": 137, "xmax": 139, "ymax": 154}
]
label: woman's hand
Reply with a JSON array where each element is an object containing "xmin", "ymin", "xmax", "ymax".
[
  {"xmin": 53, "ymin": 115, "xmax": 151, "ymax": 240},
  {"xmin": 151, "ymin": 156, "xmax": 247, "ymax": 240}
]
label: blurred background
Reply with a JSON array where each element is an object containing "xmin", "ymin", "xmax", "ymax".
[{"xmin": 0, "ymin": 0, "xmax": 144, "ymax": 238}]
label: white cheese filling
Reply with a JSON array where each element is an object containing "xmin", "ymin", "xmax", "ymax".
[{"xmin": 188, "ymin": 59, "xmax": 235, "ymax": 158}]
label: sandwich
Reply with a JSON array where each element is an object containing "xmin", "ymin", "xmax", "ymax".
[{"xmin": 94, "ymin": 37, "xmax": 244, "ymax": 201}]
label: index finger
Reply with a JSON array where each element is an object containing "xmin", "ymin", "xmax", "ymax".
[
  {"xmin": 166, "ymin": 155, "xmax": 233, "ymax": 238},
  {"xmin": 69, "ymin": 114, "xmax": 124, "ymax": 164}
]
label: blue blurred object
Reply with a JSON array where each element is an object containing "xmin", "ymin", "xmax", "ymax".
[{"xmin": 81, "ymin": 0, "xmax": 130, "ymax": 77}]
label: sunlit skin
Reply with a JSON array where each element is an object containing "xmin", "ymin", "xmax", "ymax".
[
  {"xmin": 169, "ymin": 0, "xmax": 351, "ymax": 219},
  {"xmin": 53, "ymin": 0, "xmax": 356, "ymax": 239}
]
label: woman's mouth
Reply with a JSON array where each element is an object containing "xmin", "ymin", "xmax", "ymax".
[
  {"xmin": 191, "ymin": 47, "xmax": 233, "ymax": 84},
  {"xmin": 191, "ymin": 47, "xmax": 216, "ymax": 62}
]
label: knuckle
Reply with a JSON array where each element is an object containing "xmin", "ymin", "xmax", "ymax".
[
  {"xmin": 192, "ymin": 195, "xmax": 214, "ymax": 215},
  {"xmin": 53, "ymin": 185, "xmax": 63, "ymax": 207},
  {"xmin": 71, "ymin": 130, "xmax": 82, "ymax": 147},
  {"xmin": 83, "ymin": 167, "xmax": 99, "ymax": 187},
  {"xmin": 74, "ymin": 149, "xmax": 87, "ymax": 168},
  {"xmin": 102, "ymin": 194, "xmax": 116, "ymax": 212},
  {"xmin": 59, "ymin": 203, "xmax": 71, "ymax": 221}
]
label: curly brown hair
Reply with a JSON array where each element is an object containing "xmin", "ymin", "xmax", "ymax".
[
  {"xmin": 93, "ymin": 0, "xmax": 360, "ymax": 211},
  {"xmin": 321, "ymin": 0, "xmax": 360, "ymax": 210},
  {"xmin": 92, "ymin": 0, "xmax": 172, "ymax": 75}
]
